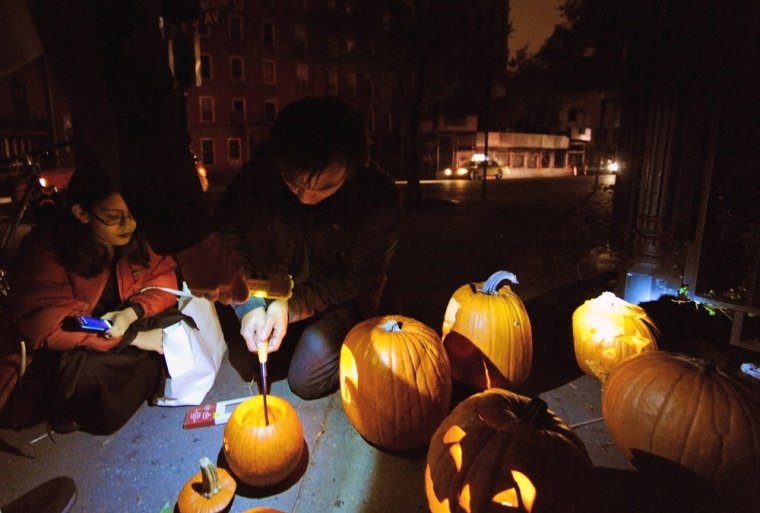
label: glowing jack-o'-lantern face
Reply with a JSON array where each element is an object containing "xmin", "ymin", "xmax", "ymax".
[
  {"xmin": 340, "ymin": 315, "xmax": 452, "ymax": 452},
  {"xmin": 572, "ymin": 292, "xmax": 659, "ymax": 382},
  {"xmin": 425, "ymin": 388, "xmax": 591, "ymax": 513}
]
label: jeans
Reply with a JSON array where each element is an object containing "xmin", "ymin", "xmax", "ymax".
[{"xmin": 286, "ymin": 304, "xmax": 361, "ymax": 400}]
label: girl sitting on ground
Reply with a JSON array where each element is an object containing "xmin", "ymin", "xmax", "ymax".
[{"xmin": 0, "ymin": 164, "xmax": 178, "ymax": 434}]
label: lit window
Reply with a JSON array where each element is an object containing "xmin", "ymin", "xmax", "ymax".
[{"xmin": 346, "ymin": 38, "xmax": 356, "ymax": 53}]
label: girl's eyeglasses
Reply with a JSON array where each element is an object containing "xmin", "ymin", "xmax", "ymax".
[{"xmin": 88, "ymin": 210, "xmax": 135, "ymax": 226}]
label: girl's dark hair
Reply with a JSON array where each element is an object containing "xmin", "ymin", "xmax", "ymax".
[{"xmin": 55, "ymin": 164, "xmax": 150, "ymax": 277}]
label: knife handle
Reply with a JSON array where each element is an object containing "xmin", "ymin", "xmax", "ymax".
[{"xmin": 257, "ymin": 339, "xmax": 269, "ymax": 364}]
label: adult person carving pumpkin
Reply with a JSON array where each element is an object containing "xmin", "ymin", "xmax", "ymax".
[{"xmin": 214, "ymin": 97, "xmax": 403, "ymax": 400}]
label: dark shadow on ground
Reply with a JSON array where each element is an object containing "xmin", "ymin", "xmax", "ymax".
[{"xmin": 519, "ymin": 271, "xmax": 618, "ymax": 397}]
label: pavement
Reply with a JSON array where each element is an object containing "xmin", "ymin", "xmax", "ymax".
[{"xmin": 0, "ymin": 175, "xmax": 669, "ymax": 512}]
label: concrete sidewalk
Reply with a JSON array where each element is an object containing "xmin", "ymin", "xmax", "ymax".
[{"xmin": 1, "ymin": 176, "xmax": 633, "ymax": 512}]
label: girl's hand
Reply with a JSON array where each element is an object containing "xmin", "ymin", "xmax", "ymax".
[
  {"xmin": 102, "ymin": 307, "xmax": 139, "ymax": 338},
  {"xmin": 129, "ymin": 329, "xmax": 164, "ymax": 354}
]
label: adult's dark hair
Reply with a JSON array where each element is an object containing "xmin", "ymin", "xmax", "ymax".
[
  {"xmin": 54, "ymin": 164, "xmax": 149, "ymax": 277},
  {"xmin": 270, "ymin": 96, "xmax": 368, "ymax": 183}
]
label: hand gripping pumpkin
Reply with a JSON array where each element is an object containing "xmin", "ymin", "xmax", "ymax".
[
  {"xmin": 442, "ymin": 271, "xmax": 532, "ymax": 391},
  {"xmin": 223, "ymin": 395, "xmax": 305, "ymax": 487},
  {"xmin": 572, "ymin": 292, "xmax": 658, "ymax": 382},
  {"xmin": 602, "ymin": 351, "xmax": 760, "ymax": 512},
  {"xmin": 425, "ymin": 388, "xmax": 591, "ymax": 513},
  {"xmin": 340, "ymin": 315, "xmax": 452, "ymax": 452}
]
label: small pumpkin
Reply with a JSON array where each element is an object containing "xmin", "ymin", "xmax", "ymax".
[
  {"xmin": 340, "ymin": 315, "xmax": 452, "ymax": 451},
  {"xmin": 223, "ymin": 394, "xmax": 305, "ymax": 487},
  {"xmin": 177, "ymin": 456, "xmax": 236, "ymax": 513},
  {"xmin": 572, "ymin": 292, "xmax": 658, "ymax": 381},
  {"xmin": 425, "ymin": 388, "xmax": 591, "ymax": 513},
  {"xmin": 442, "ymin": 271, "xmax": 532, "ymax": 391},
  {"xmin": 602, "ymin": 351, "xmax": 760, "ymax": 508}
]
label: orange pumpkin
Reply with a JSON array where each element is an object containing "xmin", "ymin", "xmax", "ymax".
[
  {"xmin": 426, "ymin": 388, "xmax": 591, "ymax": 513},
  {"xmin": 177, "ymin": 457, "xmax": 236, "ymax": 513},
  {"xmin": 223, "ymin": 395, "xmax": 304, "ymax": 487},
  {"xmin": 602, "ymin": 351, "xmax": 760, "ymax": 509},
  {"xmin": 340, "ymin": 315, "xmax": 452, "ymax": 451},
  {"xmin": 442, "ymin": 271, "xmax": 532, "ymax": 391},
  {"xmin": 572, "ymin": 292, "xmax": 658, "ymax": 381}
]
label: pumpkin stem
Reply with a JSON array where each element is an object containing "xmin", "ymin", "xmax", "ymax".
[
  {"xmin": 521, "ymin": 397, "xmax": 549, "ymax": 425},
  {"xmin": 380, "ymin": 319, "xmax": 403, "ymax": 332},
  {"xmin": 198, "ymin": 456, "xmax": 223, "ymax": 498},
  {"xmin": 482, "ymin": 271, "xmax": 518, "ymax": 294}
]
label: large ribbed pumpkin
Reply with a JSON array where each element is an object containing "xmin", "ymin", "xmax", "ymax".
[
  {"xmin": 223, "ymin": 395, "xmax": 305, "ymax": 487},
  {"xmin": 425, "ymin": 388, "xmax": 591, "ymax": 513},
  {"xmin": 602, "ymin": 351, "xmax": 760, "ymax": 509},
  {"xmin": 442, "ymin": 271, "xmax": 532, "ymax": 391},
  {"xmin": 572, "ymin": 292, "xmax": 658, "ymax": 382},
  {"xmin": 340, "ymin": 315, "xmax": 452, "ymax": 452}
]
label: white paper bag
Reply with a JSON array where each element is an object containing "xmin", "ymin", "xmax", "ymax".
[{"xmin": 146, "ymin": 284, "xmax": 227, "ymax": 406}]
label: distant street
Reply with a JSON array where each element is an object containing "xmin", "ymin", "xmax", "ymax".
[{"xmin": 386, "ymin": 174, "xmax": 618, "ymax": 331}]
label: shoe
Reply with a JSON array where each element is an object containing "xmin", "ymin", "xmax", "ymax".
[{"xmin": 0, "ymin": 476, "xmax": 77, "ymax": 513}]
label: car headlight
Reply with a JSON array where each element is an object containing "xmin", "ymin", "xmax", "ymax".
[
  {"xmin": 456, "ymin": 168, "xmax": 468, "ymax": 176},
  {"xmin": 443, "ymin": 168, "xmax": 453, "ymax": 176}
]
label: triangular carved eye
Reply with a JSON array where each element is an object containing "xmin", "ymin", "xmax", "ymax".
[
  {"xmin": 458, "ymin": 483, "xmax": 472, "ymax": 513},
  {"xmin": 442, "ymin": 425, "xmax": 466, "ymax": 471},
  {"xmin": 491, "ymin": 470, "xmax": 537, "ymax": 512},
  {"xmin": 491, "ymin": 486, "xmax": 520, "ymax": 509}
]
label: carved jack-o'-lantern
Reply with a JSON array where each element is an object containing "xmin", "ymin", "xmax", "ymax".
[
  {"xmin": 442, "ymin": 271, "xmax": 532, "ymax": 391},
  {"xmin": 425, "ymin": 388, "xmax": 591, "ymax": 513},
  {"xmin": 340, "ymin": 315, "xmax": 452, "ymax": 451},
  {"xmin": 572, "ymin": 292, "xmax": 658, "ymax": 382},
  {"xmin": 223, "ymin": 395, "xmax": 305, "ymax": 487}
]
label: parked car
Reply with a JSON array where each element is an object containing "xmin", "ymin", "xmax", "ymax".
[
  {"xmin": 440, "ymin": 164, "xmax": 471, "ymax": 179},
  {"xmin": 466, "ymin": 159, "xmax": 508, "ymax": 180}
]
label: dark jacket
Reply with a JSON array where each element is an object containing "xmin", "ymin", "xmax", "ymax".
[{"xmin": 214, "ymin": 150, "xmax": 402, "ymax": 322}]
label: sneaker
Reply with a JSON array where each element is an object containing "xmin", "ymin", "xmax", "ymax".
[{"xmin": 0, "ymin": 476, "xmax": 77, "ymax": 513}]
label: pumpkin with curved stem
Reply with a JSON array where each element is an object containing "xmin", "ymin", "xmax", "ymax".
[
  {"xmin": 340, "ymin": 315, "xmax": 452, "ymax": 451},
  {"xmin": 177, "ymin": 456, "xmax": 236, "ymax": 513},
  {"xmin": 572, "ymin": 292, "xmax": 658, "ymax": 382},
  {"xmin": 442, "ymin": 271, "xmax": 532, "ymax": 391},
  {"xmin": 602, "ymin": 351, "xmax": 760, "ymax": 509},
  {"xmin": 223, "ymin": 395, "xmax": 304, "ymax": 487},
  {"xmin": 426, "ymin": 388, "xmax": 591, "ymax": 513}
]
